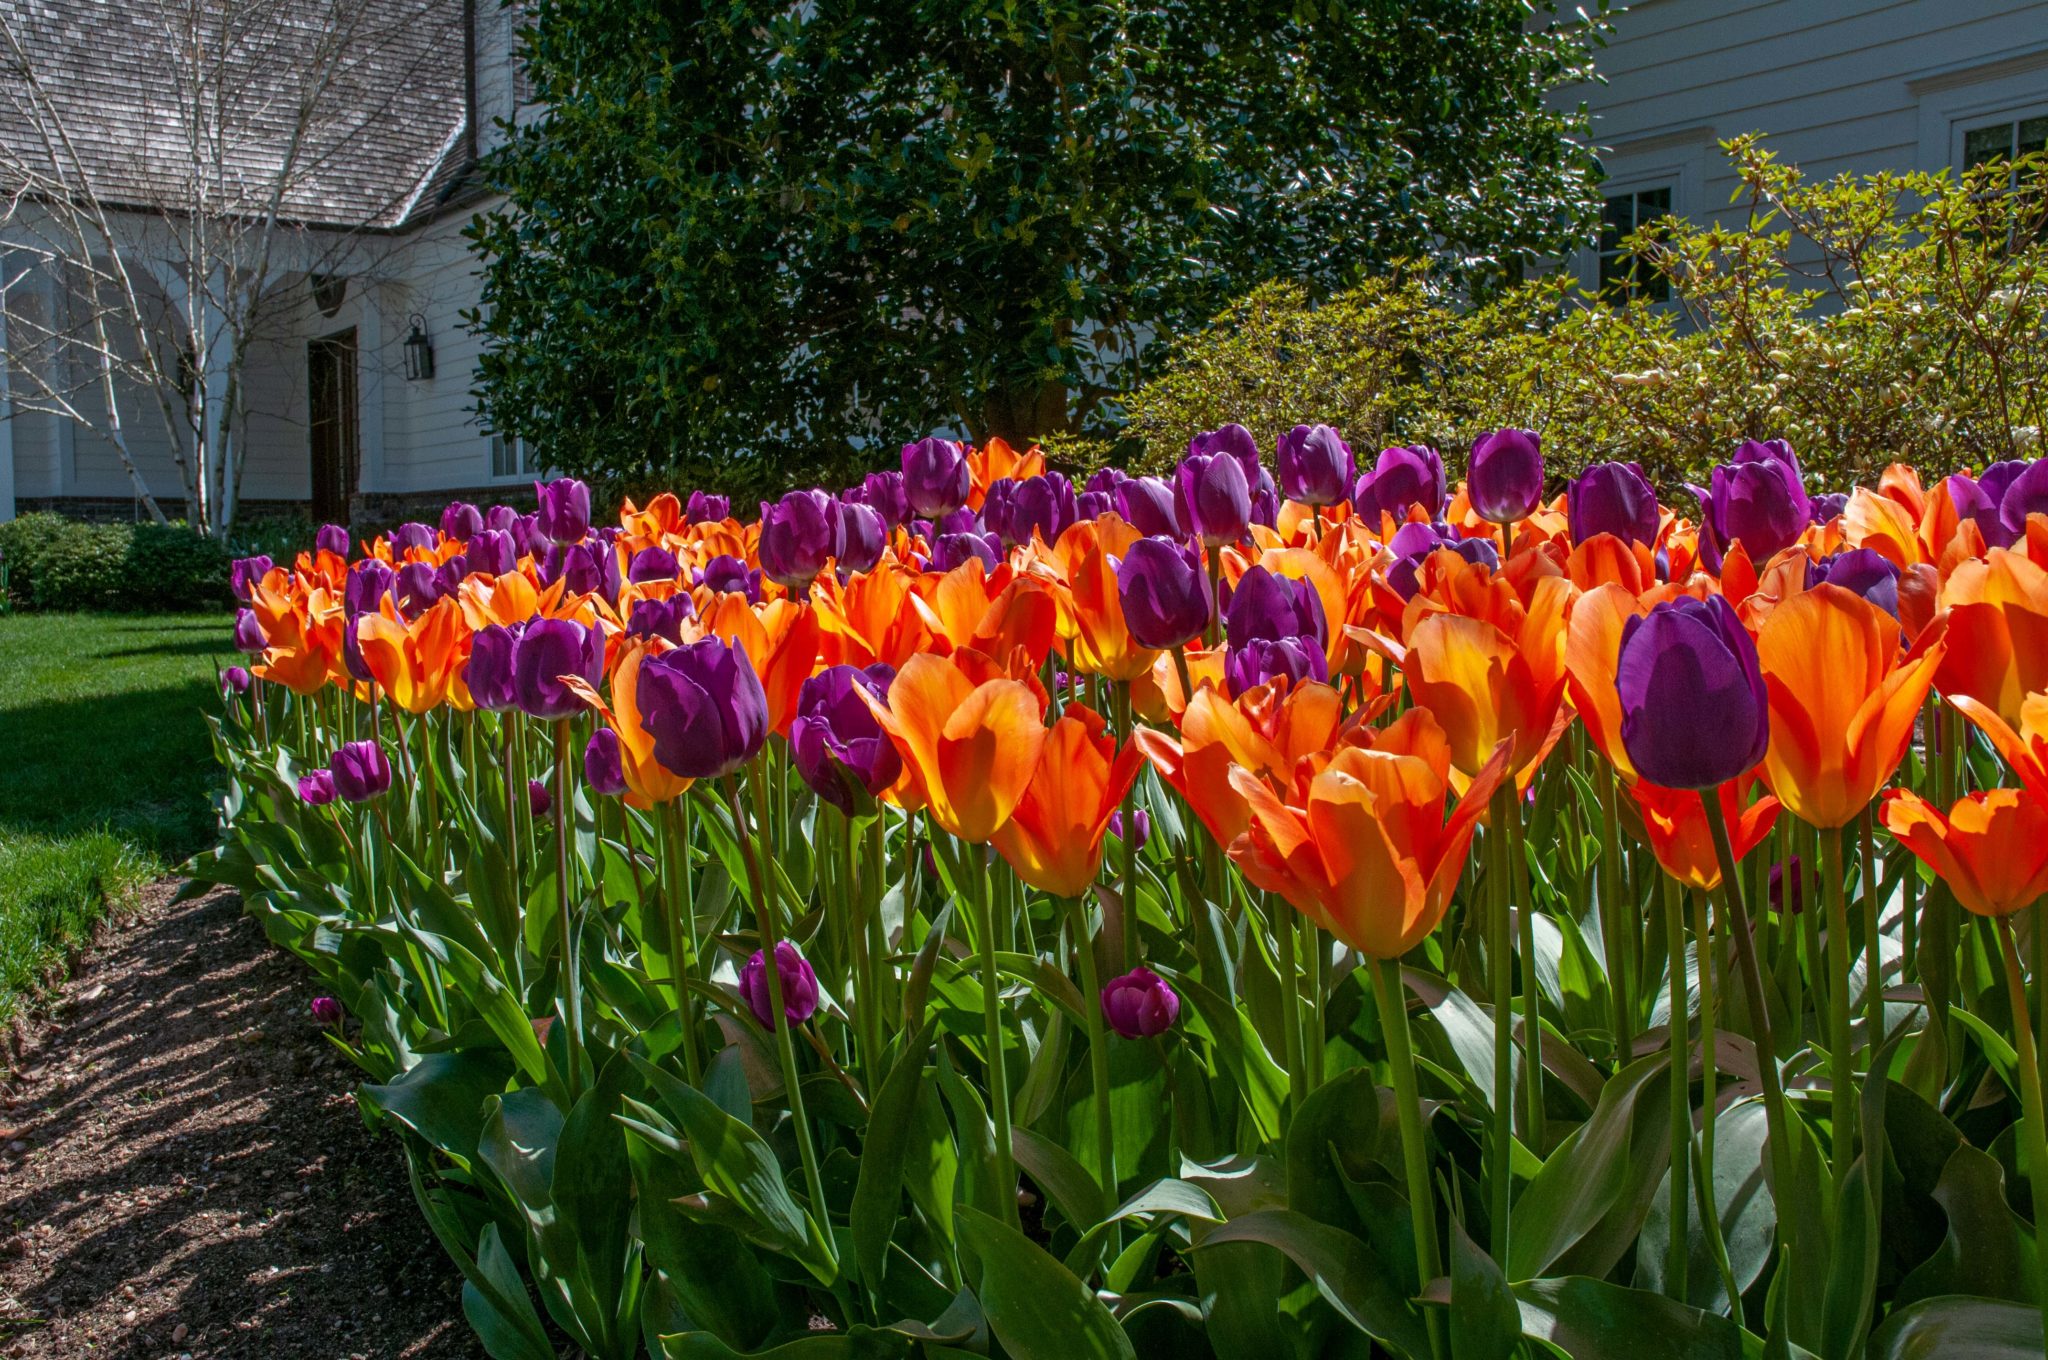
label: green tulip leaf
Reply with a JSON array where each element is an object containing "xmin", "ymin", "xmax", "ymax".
[{"xmin": 957, "ymin": 1205, "xmax": 1136, "ymax": 1360}]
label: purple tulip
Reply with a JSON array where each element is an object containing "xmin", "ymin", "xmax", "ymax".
[
  {"xmin": 1808, "ymin": 548, "xmax": 1901, "ymax": 619},
  {"xmin": 1087, "ymin": 467, "xmax": 1129, "ymax": 497},
  {"xmin": 1568, "ymin": 461, "xmax": 1661, "ymax": 549},
  {"xmin": 342, "ymin": 615, "xmax": 373, "ymax": 684},
  {"xmin": 1115, "ymin": 476, "xmax": 1180, "ymax": 538},
  {"xmin": 1352, "ymin": 445, "xmax": 1448, "ymax": 526},
  {"xmin": 1947, "ymin": 473, "xmax": 2010, "ymax": 548},
  {"xmin": 344, "ymin": 559, "xmax": 396, "ymax": 618},
  {"xmin": 298, "ymin": 769, "xmax": 338, "ymax": 806},
  {"xmin": 629, "ymin": 545, "xmax": 680, "ymax": 584},
  {"xmin": 584, "ymin": 729, "xmax": 628, "ymax": 796},
  {"xmin": 1769, "ymin": 857, "xmax": 1806, "ymax": 916},
  {"xmin": 1173, "ymin": 451, "xmax": 1253, "ymax": 548},
  {"xmin": 233, "ymin": 608, "xmax": 267, "ymax": 655},
  {"xmin": 1386, "ymin": 521, "xmax": 1499, "ymax": 599},
  {"xmin": 466, "ymin": 623, "xmax": 523, "ymax": 711},
  {"xmin": 856, "ymin": 470, "xmax": 911, "ymax": 529},
  {"xmin": 544, "ymin": 540, "xmax": 621, "ymax": 601},
  {"xmin": 329, "ymin": 741, "xmax": 393, "ymax": 802},
  {"xmin": 686, "ymin": 490, "xmax": 731, "ymax": 524},
  {"xmin": 528, "ymin": 778, "xmax": 553, "ymax": 819},
  {"xmin": 1225, "ymin": 635, "xmax": 1328, "ymax": 697},
  {"xmin": 392, "ymin": 522, "xmax": 437, "ymax": 554},
  {"xmin": 1275, "ymin": 425, "xmax": 1354, "ymax": 507},
  {"xmin": 1109, "ymin": 807, "xmax": 1150, "ymax": 852},
  {"xmin": 486, "ymin": 504, "xmax": 519, "ymax": 533},
  {"xmin": 535, "ymin": 477, "xmax": 592, "ymax": 545},
  {"xmin": 930, "ymin": 531, "xmax": 1002, "ymax": 574},
  {"xmin": 1188, "ymin": 424, "xmax": 1263, "ymax": 490},
  {"xmin": 440, "ymin": 501, "xmax": 485, "ymax": 542},
  {"xmin": 700, "ymin": 554, "xmax": 762, "ymax": 602},
  {"xmin": 393, "ymin": 561, "xmax": 443, "ymax": 617},
  {"xmin": 1250, "ymin": 468, "xmax": 1281, "ymax": 530},
  {"xmin": 1101, "ymin": 967, "xmax": 1180, "ymax": 1039},
  {"xmin": 838, "ymin": 500, "xmax": 888, "ymax": 575},
  {"xmin": 507, "ymin": 511, "xmax": 549, "ymax": 559},
  {"xmin": 1615, "ymin": 595, "xmax": 1768, "ymax": 789},
  {"xmin": 1009, "ymin": 473, "xmax": 1078, "ymax": 547},
  {"xmin": 902, "ymin": 437, "xmax": 971, "ymax": 519},
  {"xmin": 739, "ymin": 940, "xmax": 821, "ymax": 1028},
  {"xmin": 790, "ymin": 664, "xmax": 902, "ymax": 816},
  {"xmin": 220, "ymin": 665, "xmax": 253, "ymax": 697},
  {"xmin": 637, "ymin": 636, "xmax": 769, "ymax": 779},
  {"xmin": 310, "ymin": 996, "xmax": 344, "ymax": 1029},
  {"xmin": 1116, "ymin": 538, "xmax": 1210, "ymax": 649},
  {"xmin": 512, "ymin": 618, "xmax": 603, "ymax": 720},
  {"xmin": 625, "ymin": 595, "xmax": 694, "ymax": 645},
  {"xmin": 759, "ymin": 489, "xmax": 843, "ymax": 590},
  {"xmin": 1223, "ymin": 566, "xmax": 1327, "ymax": 652},
  {"xmin": 316, "ymin": 523, "xmax": 352, "ymax": 558},
  {"xmin": 1691, "ymin": 439, "xmax": 1810, "ymax": 568},
  {"xmin": 1076, "ymin": 489, "xmax": 1113, "ymax": 522},
  {"xmin": 1808, "ymin": 492, "xmax": 1849, "ymax": 525},
  {"xmin": 230, "ymin": 555, "xmax": 273, "ymax": 604},
  {"xmin": 465, "ymin": 529, "xmax": 517, "ymax": 577},
  {"xmin": 1999, "ymin": 459, "xmax": 2048, "ymax": 540},
  {"xmin": 980, "ymin": 477, "xmax": 1022, "ymax": 548},
  {"xmin": 1468, "ymin": 429, "xmax": 1545, "ymax": 525}
]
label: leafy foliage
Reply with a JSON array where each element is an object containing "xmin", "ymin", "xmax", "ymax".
[
  {"xmin": 0, "ymin": 512, "xmax": 231, "ymax": 612},
  {"xmin": 468, "ymin": 0, "xmax": 1608, "ymax": 501}
]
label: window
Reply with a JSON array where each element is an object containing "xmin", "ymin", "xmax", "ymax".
[
  {"xmin": 489, "ymin": 431, "xmax": 533, "ymax": 479},
  {"xmin": 1963, "ymin": 112, "xmax": 2048, "ymax": 173},
  {"xmin": 1598, "ymin": 186, "xmax": 1673, "ymax": 302}
]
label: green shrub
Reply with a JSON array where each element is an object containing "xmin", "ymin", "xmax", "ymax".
[{"xmin": 0, "ymin": 512, "xmax": 231, "ymax": 611}]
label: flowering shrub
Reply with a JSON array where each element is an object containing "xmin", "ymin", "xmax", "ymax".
[{"xmin": 196, "ymin": 431, "xmax": 2048, "ymax": 1358}]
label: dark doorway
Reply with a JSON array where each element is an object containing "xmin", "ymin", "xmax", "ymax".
[{"xmin": 308, "ymin": 328, "xmax": 359, "ymax": 524}]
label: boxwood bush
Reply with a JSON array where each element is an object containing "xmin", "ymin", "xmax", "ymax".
[{"xmin": 0, "ymin": 512, "xmax": 232, "ymax": 612}]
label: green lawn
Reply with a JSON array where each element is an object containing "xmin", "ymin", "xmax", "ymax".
[{"xmin": 0, "ymin": 612, "xmax": 235, "ymax": 1022}]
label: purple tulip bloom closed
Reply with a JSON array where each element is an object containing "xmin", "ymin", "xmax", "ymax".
[
  {"xmin": 1225, "ymin": 635, "xmax": 1328, "ymax": 697},
  {"xmin": 1250, "ymin": 468, "xmax": 1280, "ymax": 530},
  {"xmin": 791, "ymin": 664, "xmax": 902, "ymax": 816},
  {"xmin": 857, "ymin": 470, "xmax": 911, "ymax": 529},
  {"xmin": 685, "ymin": 490, "xmax": 731, "ymax": 524},
  {"xmin": 316, "ymin": 523, "xmax": 352, "ymax": 558},
  {"xmin": 233, "ymin": 608, "xmax": 267, "ymax": 655},
  {"xmin": 1009, "ymin": 473, "xmax": 1078, "ymax": 548},
  {"xmin": 930, "ymin": 532, "xmax": 1002, "ymax": 573},
  {"xmin": 1808, "ymin": 492, "xmax": 1849, "ymax": 525},
  {"xmin": 1568, "ymin": 461, "xmax": 1661, "ymax": 549},
  {"xmin": 759, "ymin": 489, "xmax": 843, "ymax": 590},
  {"xmin": 528, "ymin": 778, "xmax": 553, "ymax": 819},
  {"xmin": 230, "ymin": 555, "xmax": 272, "ymax": 604},
  {"xmin": 1999, "ymin": 458, "xmax": 2048, "ymax": 540},
  {"xmin": 310, "ymin": 996, "xmax": 344, "ymax": 1028},
  {"xmin": 838, "ymin": 501, "xmax": 888, "ymax": 575},
  {"xmin": 220, "ymin": 665, "xmax": 253, "ymax": 697},
  {"xmin": 440, "ymin": 501, "xmax": 484, "ymax": 542},
  {"xmin": 980, "ymin": 477, "xmax": 1021, "ymax": 547},
  {"xmin": 739, "ymin": 940, "xmax": 821, "ymax": 1028},
  {"xmin": 393, "ymin": 561, "xmax": 443, "ymax": 617},
  {"xmin": 467, "ymin": 529, "xmax": 518, "ymax": 576},
  {"xmin": 1188, "ymin": 423, "xmax": 1263, "ymax": 489},
  {"xmin": 1109, "ymin": 807, "xmax": 1150, "ymax": 852},
  {"xmin": 512, "ymin": 618, "xmax": 603, "ymax": 720},
  {"xmin": 624, "ymin": 595, "xmax": 694, "ymax": 645},
  {"xmin": 1116, "ymin": 538, "xmax": 1210, "ymax": 649},
  {"xmin": 329, "ymin": 741, "xmax": 393, "ymax": 802},
  {"xmin": 1173, "ymin": 451, "xmax": 1252, "ymax": 548},
  {"xmin": 637, "ymin": 636, "xmax": 769, "ymax": 779},
  {"xmin": 1223, "ymin": 566, "xmax": 1327, "ymax": 653},
  {"xmin": 1808, "ymin": 548, "xmax": 1901, "ymax": 619},
  {"xmin": 545, "ymin": 540, "xmax": 621, "ymax": 601},
  {"xmin": 342, "ymin": 615, "xmax": 373, "ymax": 684},
  {"xmin": 344, "ymin": 559, "xmax": 396, "ymax": 618},
  {"xmin": 1101, "ymin": 967, "xmax": 1179, "ymax": 1038},
  {"xmin": 298, "ymin": 769, "xmax": 337, "ymax": 806},
  {"xmin": 1467, "ymin": 428, "xmax": 1545, "ymax": 525},
  {"xmin": 1076, "ymin": 489, "xmax": 1112, "ymax": 521},
  {"xmin": 1115, "ymin": 476, "xmax": 1180, "ymax": 538},
  {"xmin": 1352, "ymin": 445, "xmax": 1448, "ymax": 526},
  {"xmin": 629, "ymin": 545, "xmax": 680, "ymax": 584},
  {"xmin": 1275, "ymin": 424, "xmax": 1354, "ymax": 507},
  {"xmin": 1615, "ymin": 595, "xmax": 1768, "ymax": 789},
  {"xmin": 700, "ymin": 554, "xmax": 762, "ymax": 602},
  {"xmin": 392, "ymin": 522, "xmax": 437, "ymax": 554},
  {"xmin": 466, "ymin": 623, "xmax": 523, "ymax": 711},
  {"xmin": 1692, "ymin": 439, "xmax": 1810, "ymax": 567},
  {"xmin": 584, "ymin": 728, "xmax": 628, "ymax": 796},
  {"xmin": 902, "ymin": 437, "xmax": 971, "ymax": 519},
  {"xmin": 535, "ymin": 477, "xmax": 592, "ymax": 545}
]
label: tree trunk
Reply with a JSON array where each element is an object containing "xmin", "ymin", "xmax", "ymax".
[{"xmin": 979, "ymin": 378, "xmax": 1072, "ymax": 451}]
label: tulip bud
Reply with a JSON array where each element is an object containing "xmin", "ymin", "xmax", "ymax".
[
  {"xmin": 1188, "ymin": 423, "xmax": 1263, "ymax": 490},
  {"xmin": 535, "ymin": 477, "xmax": 592, "ymax": 544},
  {"xmin": 1276, "ymin": 424, "xmax": 1353, "ymax": 507},
  {"xmin": 233, "ymin": 608, "xmax": 267, "ymax": 655},
  {"xmin": 790, "ymin": 664, "xmax": 902, "ymax": 816},
  {"xmin": 316, "ymin": 523, "xmax": 352, "ymax": 558},
  {"xmin": 344, "ymin": 559, "xmax": 396, "ymax": 618},
  {"xmin": 511, "ymin": 618, "xmax": 603, "ymax": 720},
  {"xmin": 1100, "ymin": 967, "xmax": 1179, "ymax": 1038},
  {"xmin": 440, "ymin": 501, "xmax": 484, "ymax": 542},
  {"xmin": 1109, "ymin": 807, "xmax": 1150, "ymax": 852},
  {"xmin": 685, "ymin": 489, "xmax": 731, "ymax": 524},
  {"xmin": 391, "ymin": 522, "xmax": 437, "ymax": 554},
  {"xmin": 466, "ymin": 622, "xmax": 523, "ymax": 712},
  {"xmin": 229, "ymin": 555, "xmax": 273, "ymax": 604},
  {"xmin": 855, "ymin": 470, "xmax": 911, "ymax": 530},
  {"xmin": 528, "ymin": 778, "xmax": 552, "ymax": 819},
  {"xmin": 637, "ymin": 636, "xmax": 770, "ymax": 779},
  {"xmin": 310, "ymin": 996, "xmax": 344, "ymax": 1029},
  {"xmin": 297, "ymin": 769, "xmax": 338, "ymax": 806},
  {"xmin": 1115, "ymin": 476, "xmax": 1180, "ymax": 538},
  {"xmin": 220, "ymin": 665, "xmax": 252, "ymax": 697},
  {"xmin": 1352, "ymin": 445, "xmax": 1448, "ymax": 526},
  {"xmin": 739, "ymin": 940, "xmax": 821, "ymax": 1028},
  {"xmin": 1008, "ymin": 473, "xmax": 1078, "ymax": 547},
  {"xmin": 1568, "ymin": 461, "xmax": 1660, "ymax": 549},
  {"xmin": 1615, "ymin": 595, "xmax": 1769, "ymax": 789},
  {"xmin": 584, "ymin": 729, "xmax": 628, "ymax": 796},
  {"xmin": 1116, "ymin": 538, "xmax": 1209, "ymax": 649},
  {"xmin": 1691, "ymin": 438, "xmax": 1809, "ymax": 568},
  {"xmin": 328, "ymin": 741, "xmax": 393, "ymax": 802},
  {"xmin": 837, "ymin": 500, "xmax": 888, "ymax": 576},
  {"xmin": 759, "ymin": 489, "xmax": 844, "ymax": 590},
  {"xmin": 902, "ymin": 437, "xmax": 971, "ymax": 519},
  {"xmin": 1172, "ymin": 452, "xmax": 1252, "ymax": 548},
  {"xmin": 1467, "ymin": 428, "xmax": 1545, "ymax": 525}
]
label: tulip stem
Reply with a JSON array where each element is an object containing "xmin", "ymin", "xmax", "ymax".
[
  {"xmin": 1819, "ymin": 823, "xmax": 1855, "ymax": 1195},
  {"xmin": 1509, "ymin": 796, "xmax": 1544, "ymax": 1146},
  {"xmin": 663, "ymin": 798, "xmax": 702, "ymax": 1086},
  {"xmin": 1487, "ymin": 785, "xmax": 1516, "ymax": 1259},
  {"xmin": 966, "ymin": 842, "xmax": 1020, "ymax": 1229},
  {"xmin": 867, "ymin": 812, "xmax": 893, "ymax": 1046},
  {"xmin": 1372, "ymin": 955, "xmax": 1447, "ymax": 1360},
  {"xmin": 1692, "ymin": 886, "xmax": 1742, "ymax": 1313},
  {"xmin": 1068, "ymin": 897, "xmax": 1118, "ymax": 1221},
  {"xmin": 1701, "ymin": 791, "xmax": 1803, "ymax": 1324},
  {"xmin": 1859, "ymin": 808, "xmax": 1885, "ymax": 1057},
  {"xmin": 1203, "ymin": 549, "xmax": 1223, "ymax": 649},
  {"xmin": 730, "ymin": 772, "xmax": 832, "ymax": 1237},
  {"xmin": 1659, "ymin": 871, "xmax": 1690, "ymax": 1302},
  {"xmin": 1992, "ymin": 914, "xmax": 2048, "ymax": 1352},
  {"xmin": 1272, "ymin": 892, "xmax": 1308, "ymax": 1121},
  {"xmin": 1598, "ymin": 764, "xmax": 1635, "ymax": 1057},
  {"xmin": 1113, "ymin": 683, "xmax": 1141, "ymax": 972},
  {"xmin": 553, "ymin": 718, "xmax": 585, "ymax": 1099}
]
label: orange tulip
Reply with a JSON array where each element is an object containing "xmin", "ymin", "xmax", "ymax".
[
  {"xmin": 354, "ymin": 597, "xmax": 468, "ymax": 714},
  {"xmin": 1399, "ymin": 572, "xmax": 1572, "ymax": 788},
  {"xmin": 1882, "ymin": 787, "xmax": 2048, "ymax": 918},
  {"xmin": 606, "ymin": 638, "xmax": 696, "ymax": 804},
  {"xmin": 866, "ymin": 652, "xmax": 1047, "ymax": 843},
  {"xmin": 1935, "ymin": 548, "xmax": 2048, "ymax": 730},
  {"xmin": 1753, "ymin": 583, "xmax": 1945, "ymax": 828},
  {"xmin": 813, "ymin": 563, "xmax": 934, "ymax": 670},
  {"xmin": 248, "ymin": 578, "xmax": 345, "ymax": 695},
  {"xmin": 1949, "ymin": 691, "xmax": 2048, "ymax": 808},
  {"xmin": 994, "ymin": 705, "xmax": 1146, "ymax": 898},
  {"xmin": 1625, "ymin": 775, "xmax": 1780, "ymax": 893},
  {"xmin": 1228, "ymin": 709, "xmax": 1509, "ymax": 958},
  {"xmin": 1564, "ymin": 582, "xmax": 1647, "ymax": 780},
  {"xmin": 1133, "ymin": 677, "xmax": 1354, "ymax": 848},
  {"xmin": 1057, "ymin": 517, "xmax": 1158, "ymax": 683},
  {"xmin": 967, "ymin": 437, "xmax": 1045, "ymax": 510}
]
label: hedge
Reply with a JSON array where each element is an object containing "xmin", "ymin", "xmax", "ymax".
[{"xmin": 0, "ymin": 513, "xmax": 232, "ymax": 612}]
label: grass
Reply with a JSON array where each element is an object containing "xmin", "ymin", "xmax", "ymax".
[{"xmin": 0, "ymin": 611, "xmax": 235, "ymax": 1023}]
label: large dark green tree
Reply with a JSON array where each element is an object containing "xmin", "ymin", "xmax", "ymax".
[{"xmin": 468, "ymin": 0, "xmax": 1609, "ymax": 497}]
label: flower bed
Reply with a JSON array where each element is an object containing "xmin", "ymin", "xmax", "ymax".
[{"xmin": 194, "ymin": 428, "xmax": 2048, "ymax": 1358}]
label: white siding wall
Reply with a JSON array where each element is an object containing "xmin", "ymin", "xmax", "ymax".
[{"xmin": 1560, "ymin": 0, "xmax": 2048, "ymax": 283}]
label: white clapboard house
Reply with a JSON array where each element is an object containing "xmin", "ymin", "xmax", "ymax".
[{"xmin": 0, "ymin": 0, "xmax": 2043, "ymax": 527}]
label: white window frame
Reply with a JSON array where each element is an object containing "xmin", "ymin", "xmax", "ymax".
[
  {"xmin": 1574, "ymin": 124, "xmax": 1713, "ymax": 302},
  {"xmin": 487, "ymin": 430, "xmax": 537, "ymax": 482},
  {"xmin": 1594, "ymin": 180, "xmax": 1680, "ymax": 302},
  {"xmin": 1912, "ymin": 51, "xmax": 2048, "ymax": 172}
]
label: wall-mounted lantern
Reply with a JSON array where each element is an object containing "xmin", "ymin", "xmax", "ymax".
[{"xmin": 402, "ymin": 313, "xmax": 435, "ymax": 381}]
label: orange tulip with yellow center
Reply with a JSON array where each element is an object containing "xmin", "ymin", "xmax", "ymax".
[
  {"xmin": 1133, "ymin": 677, "xmax": 1356, "ymax": 848},
  {"xmin": 1057, "ymin": 516, "xmax": 1158, "ymax": 683},
  {"xmin": 1397, "ymin": 570, "xmax": 1572, "ymax": 788},
  {"xmin": 354, "ymin": 597, "xmax": 468, "ymax": 714},
  {"xmin": 1950, "ymin": 690, "xmax": 2048, "ymax": 808},
  {"xmin": 1935, "ymin": 548, "xmax": 2048, "ymax": 730},
  {"xmin": 249, "ymin": 578, "xmax": 346, "ymax": 695},
  {"xmin": 813, "ymin": 563, "xmax": 933, "ymax": 670},
  {"xmin": 1625, "ymin": 775, "xmax": 1780, "ymax": 893},
  {"xmin": 1564, "ymin": 582, "xmax": 1647, "ymax": 781},
  {"xmin": 993, "ymin": 705, "xmax": 1146, "ymax": 898},
  {"xmin": 865, "ymin": 652, "xmax": 1047, "ymax": 844},
  {"xmin": 1228, "ymin": 708, "xmax": 1510, "ymax": 958},
  {"xmin": 1753, "ymin": 582, "xmax": 1945, "ymax": 829},
  {"xmin": 1882, "ymin": 787, "xmax": 2048, "ymax": 918}
]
